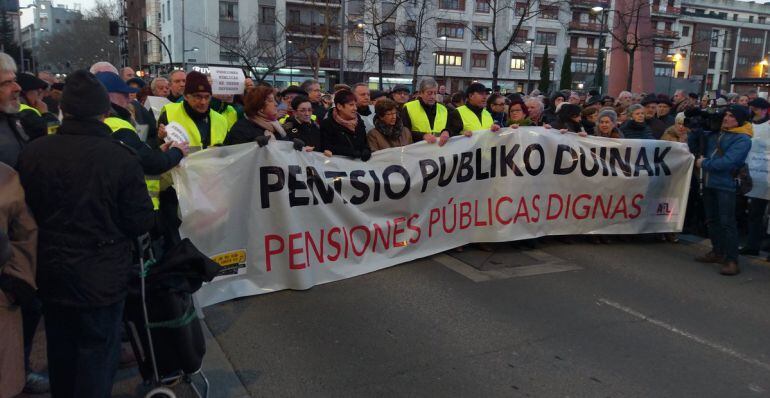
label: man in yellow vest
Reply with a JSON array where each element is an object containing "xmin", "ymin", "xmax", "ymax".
[
  {"xmin": 447, "ymin": 82, "xmax": 501, "ymax": 137},
  {"xmin": 157, "ymin": 71, "xmax": 228, "ymax": 152},
  {"xmin": 211, "ymin": 94, "xmax": 238, "ymax": 130},
  {"xmin": 17, "ymin": 73, "xmax": 59, "ymax": 139},
  {"xmin": 95, "ymin": 72, "xmax": 189, "ymax": 211},
  {"xmin": 402, "ymin": 77, "xmax": 452, "ymax": 146}
]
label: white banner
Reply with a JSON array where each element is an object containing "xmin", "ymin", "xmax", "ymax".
[
  {"xmin": 172, "ymin": 127, "xmax": 694, "ymax": 307},
  {"xmin": 746, "ymin": 123, "xmax": 770, "ymax": 200}
]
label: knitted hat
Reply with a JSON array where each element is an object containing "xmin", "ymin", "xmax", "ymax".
[
  {"xmin": 748, "ymin": 97, "xmax": 770, "ymax": 109},
  {"xmin": 598, "ymin": 109, "xmax": 617, "ymax": 124},
  {"xmin": 61, "ymin": 70, "xmax": 111, "ymax": 118},
  {"xmin": 726, "ymin": 104, "xmax": 750, "ymax": 126},
  {"xmin": 640, "ymin": 94, "xmax": 659, "ymax": 106},
  {"xmin": 558, "ymin": 103, "xmax": 582, "ymax": 119},
  {"xmin": 184, "ymin": 71, "xmax": 211, "ymax": 95}
]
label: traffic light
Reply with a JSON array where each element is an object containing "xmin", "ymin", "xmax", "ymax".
[{"xmin": 109, "ymin": 21, "xmax": 119, "ymax": 36}]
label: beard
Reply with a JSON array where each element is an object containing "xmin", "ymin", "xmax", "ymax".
[{"xmin": 1, "ymin": 97, "xmax": 19, "ymax": 114}]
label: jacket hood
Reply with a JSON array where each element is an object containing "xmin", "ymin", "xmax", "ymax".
[{"xmin": 726, "ymin": 122, "xmax": 753, "ymax": 137}]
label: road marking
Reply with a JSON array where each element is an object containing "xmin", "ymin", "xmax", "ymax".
[
  {"xmin": 433, "ymin": 250, "xmax": 582, "ymax": 282},
  {"xmin": 598, "ymin": 298, "xmax": 770, "ymax": 373}
]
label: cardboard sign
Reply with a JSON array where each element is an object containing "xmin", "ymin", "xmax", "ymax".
[
  {"xmin": 145, "ymin": 96, "xmax": 171, "ymax": 121},
  {"xmin": 210, "ymin": 67, "xmax": 245, "ymax": 96}
]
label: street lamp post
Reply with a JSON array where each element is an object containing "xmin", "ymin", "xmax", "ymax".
[
  {"xmin": 440, "ymin": 36, "xmax": 448, "ymax": 88},
  {"xmin": 287, "ymin": 40, "xmax": 293, "ymax": 85},
  {"xmin": 526, "ymin": 39, "xmax": 534, "ymax": 94},
  {"xmin": 432, "ymin": 52, "xmax": 437, "ymax": 77},
  {"xmin": 592, "ymin": 6, "xmax": 609, "ymax": 95}
]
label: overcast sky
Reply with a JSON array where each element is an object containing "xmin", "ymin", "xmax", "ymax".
[{"xmin": 20, "ymin": 0, "xmax": 99, "ymax": 12}]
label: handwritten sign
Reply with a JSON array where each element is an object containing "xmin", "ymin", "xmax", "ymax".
[
  {"xmin": 164, "ymin": 122, "xmax": 190, "ymax": 144},
  {"xmin": 210, "ymin": 67, "xmax": 245, "ymax": 96}
]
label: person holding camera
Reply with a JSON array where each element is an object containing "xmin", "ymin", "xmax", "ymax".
[{"xmin": 694, "ymin": 105, "xmax": 753, "ymax": 276}]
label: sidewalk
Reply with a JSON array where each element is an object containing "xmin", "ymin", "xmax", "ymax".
[{"xmin": 19, "ymin": 317, "xmax": 249, "ymax": 398}]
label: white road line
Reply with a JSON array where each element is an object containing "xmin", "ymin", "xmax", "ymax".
[{"xmin": 598, "ymin": 298, "xmax": 770, "ymax": 373}]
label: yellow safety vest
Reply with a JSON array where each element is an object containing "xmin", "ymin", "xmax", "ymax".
[
  {"xmin": 162, "ymin": 102, "xmax": 227, "ymax": 152},
  {"xmin": 19, "ymin": 104, "xmax": 59, "ymax": 134},
  {"xmin": 279, "ymin": 114, "xmax": 317, "ymax": 124},
  {"xmin": 456, "ymin": 105, "xmax": 494, "ymax": 131},
  {"xmin": 218, "ymin": 105, "xmax": 238, "ymax": 130},
  {"xmin": 104, "ymin": 117, "xmax": 161, "ymax": 210},
  {"xmin": 404, "ymin": 100, "xmax": 448, "ymax": 134}
]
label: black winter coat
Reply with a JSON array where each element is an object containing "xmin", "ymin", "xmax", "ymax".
[
  {"xmin": 17, "ymin": 118, "xmax": 155, "ymax": 307},
  {"xmin": 319, "ymin": 111, "xmax": 371, "ymax": 160},
  {"xmin": 282, "ymin": 116, "xmax": 322, "ymax": 150},
  {"xmin": 110, "ymin": 104, "xmax": 183, "ymax": 175},
  {"xmin": 224, "ymin": 117, "xmax": 292, "ymax": 146},
  {"xmin": 620, "ymin": 120, "xmax": 655, "ymax": 140}
]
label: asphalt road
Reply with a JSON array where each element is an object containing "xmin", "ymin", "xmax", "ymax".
[{"xmin": 202, "ymin": 237, "xmax": 770, "ymax": 398}]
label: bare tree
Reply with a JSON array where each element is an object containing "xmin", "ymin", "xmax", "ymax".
[
  {"xmin": 37, "ymin": 10, "xmax": 120, "ymax": 72},
  {"xmin": 465, "ymin": 0, "xmax": 568, "ymax": 89},
  {"xmin": 394, "ymin": 0, "xmax": 436, "ymax": 88},
  {"xmin": 606, "ymin": 0, "xmax": 656, "ymax": 91},
  {"xmin": 193, "ymin": 22, "xmax": 290, "ymax": 84},
  {"xmin": 363, "ymin": 0, "xmax": 411, "ymax": 89}
]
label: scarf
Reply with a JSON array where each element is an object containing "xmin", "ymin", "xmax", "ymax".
[
  {"xmin": 333, "ymin": 108, "xmax": 359, "ymax": 133},
  {"xmin": 374, "ymin": 117, "xmax": 403, "ymax": 139},
  {"xmin": 251, "ymin": 111, "xmax": 286, "ymax": 140}
]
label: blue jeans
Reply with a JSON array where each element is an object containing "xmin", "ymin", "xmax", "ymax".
[
  {"xmin": 44, "ymin": 300, "xmax": 125, "ymax": 398},
  {"xmin": 744, "ymin": 197, "xmax": 768, "ymax": 252},
  {"xmin": 703, "ymin": 188, "xmax": 739, "ymax": 262}
]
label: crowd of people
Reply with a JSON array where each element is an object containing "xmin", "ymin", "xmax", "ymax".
[{"xmin": 0, "ymin": 49, "xmax": 767, "ymax": 397}]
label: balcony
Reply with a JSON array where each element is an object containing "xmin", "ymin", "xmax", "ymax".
[
  {"xmin": 570, "ymin": 0, "xmax": 610, "ymax": 8},
  {"xmin": 653, "ymin": 29, "xmax": 680, "ymax": 40},
  {"xmin": 288, "ymin": 56, "xmax": 341, "ymax": 68},
  {"xmin": 571, "ymin": 47, "xmax": 599, "ymax": 57},
  {"xmin": 651, "ymin": 5, "xmax": 680, "ymax": 17},
  {"xmin": 286, "ymin": 0, "xmax": 341, "ymax": 6},
  {"xmin": 568, "ymin": 21, "xmax": 605, "ymax": 33},
  {"xmin": 286, "ymin": 24, "xmax": 341, "ymax": 37},
  {"xmin": 347, "ymin": 60, "xmax": 363, "ymax": 69},
  {"xmin": 653, "ymin": 53, "xmax": 675, "ymax": 62}
]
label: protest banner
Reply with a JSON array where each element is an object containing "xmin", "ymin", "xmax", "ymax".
[
  {"xmin": 171, "ymin": 127, "xmax": 694, "ymax": 307},
  {"xmin": 209, "ymin": 66, "xmax": 245, "ymax": 96},
  {"xmin": 747, "ymin": 123, "xmax": 770, "ymax": 200}
]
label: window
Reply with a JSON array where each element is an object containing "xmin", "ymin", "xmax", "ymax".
[
  {"xmin": 405, "ymin": 50, "xmax": 416, "ymax": 66},
  {"xmin": 677, "ymin": 71, "xmax": 685, "ymax": 78},
  {"xmin": 515, "ymin": 2, "xmax": 529, "ymax": 16},
  {"xmin": 760, "ymin": 16, "xmax": 766, "ymax": 24},
  {"xmin": 539, "ymin": 5, "xmax": 559, "ymax": 20},
  {"xmin": 753, "ymin": 36, "xmax": 763, "ymax": 44},
  {"xmin": 348, "ymin": 46, "xmax": 363, "ymax": 60},
  {"xmin": 654, "ymin": 66, "xmax": 673, "ymax": 77},
  {"xmin": 161, "ymin": 3, "xmax": 165, "ymax": 21},
  {"xmin": 382, "ymin": 49, "xmax": 395, "ymax": 67},
  {"xmin": 55, "ymin": 18, "xmax": 60, "ymax": 23},
  {"xmin": 738, "ymin": 56, "xmax": 748, "ymax": 65},
  {"xmin": 404, "ymin": 20, "xmax": 417, "ymax": 36},
  {"xmin": 711, "ymin": 29, "xmax": 719, "ymax": 47},
  {"xmin": 436, "ymin": 51, "xmax": 463, "ymax": 66},
  {"xmin": 475, "ymin": 0, "xmax": 490, "ymax": 13},
  {"xmin": 708, "ymin": 51, "xmax": 717, "ymax": 68},
  {"xmin": 474, "ymin": 26, "xmax": 489, "ymax": 40},
  {"xmin": 514, "ymin": 29, "xmax": 529, "ymax": 43},
  {"xmin": 733, "ymin": 13, "xmax": 738, "ymax": 21},
  {"xmin": 511, "ymin": 56, "xmax": 526, "ymax": 70},
  {"xmin": 533, "ymin": 56, "xmax": 555, "ymax": 69},
  {"xmin": 749, "ymin": 16, "xmax": 754, "ymax": 23},
  {"xmin": 220, "ymin": 36, "xmax": 239, "ymax": 54},
  {"xmin": 438, "ymin": 0, "xmax": 465, "ymax": 11},
  {"xmin": 681, "ymin": 26, "xmax": 690, "ymax": 36},
  {"xmin": 288, "ymin": 10, "xmax": 300, "ymax": 25},
  {"xmin": 166, "ymin": 0, "xmax": 170, "ymax": 21},
  {"xmin": 740, "ymin": 36, "xmax": 750, "ymax": 43},
  {"xmin": 536, "ymin": 31, "xmax": 557, "ymax": 46},
  {"xmin": 437, "ymin": 22, "xmax": 464, "ymax": 39},
  {"xmin": 219, "ymin": 1, "xmax": 238, "ymax": 21},
  {"xmin": 472, "ymin": 53, "xmax": 487, "ymax": 68},
  {"xmin": 706, "ymin": 73, "xmax": 714, "ymax": 88},
  {"xmin": 261, "ymin": 7, "xmax": 275, "ymax": 24}
]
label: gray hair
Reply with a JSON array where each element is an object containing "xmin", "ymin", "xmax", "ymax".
[
  {"xmin": 675, "ymin": 112, "xmax": 686, "ymax": 124},
  {"xmin": 524, "ymin": 97, "xmax": 544, "ymax": 113},
  {"xmin": 674, "ymin": 89, "xmax": 686, "ymax": 97},
  {"xmin": 300, "ymin": 78, "xmax": 319, "ymax": 92},
  {"xmin": 351, "ymin": 82, "xmax": 369, "ymax": 92},
  {"xmin": 0, "ymin": 52, "xmax": 17, "ymax": 73},
  {"xmin": 150, "ymin": 77, "xmax": 168, "ymax": 91},
  {"xmin": 89, "ymin": 61, "xmax": 118, "ymax": 74},
  {"xmin": 627, "ymin": 103, "xmax": 644, "ymax": 115},
  {"xmin": 618, "ymin": 91, "xmax": 633, "ymax": 99},
  {"xmin": 598, "ymin": 109, "xmax": 617, "ymax": 124},
  {"xmin": 418, "ymin": 77, "xmax": 438, "ymax": 93}
]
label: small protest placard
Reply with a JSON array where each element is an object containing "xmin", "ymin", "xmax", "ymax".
[
  {"xmin": 164, "ymin": 122, "xmax": 190, "ymax": 144},
  {"xmin": 210, "ymin": 67, "xmax": 245, "ymax": 96}
]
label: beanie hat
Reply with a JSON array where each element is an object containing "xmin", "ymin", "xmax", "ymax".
[
  {"xmin": 598, "ymin": 109, "xmax": 617, "ymax": 124},
  {"xmin": 184, "ymin": 71, "xmax": 211, "ymax": 95},
  {"xmin": 61, "ymin": 70, "xmax": 111, "ymax": 118},
  {"xmin": 726, "ymin": 104, "xmax": 750, "ymax": 126},
  {"xmin": 558, "ymin": 103, "xmax": 582, "ymax": 119},
  {"xmin": 640, "ymin": 94, "xmax": 659, "ymax": 106}
]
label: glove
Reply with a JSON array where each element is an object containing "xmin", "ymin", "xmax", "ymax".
[
  {"xmin": 0, "ymin": 274, "xmax": 36, "ymax": 307},
  {"xmin": 361, "ymin": 148, "xmax": 372, "ymax": 162},
  {"xmin": 255, "ymin": 135, "xmax": 269, "ymax": 147},
  {"xmin": 292, "ymin": 138, "xmax": 305, "ymax": 151}
]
